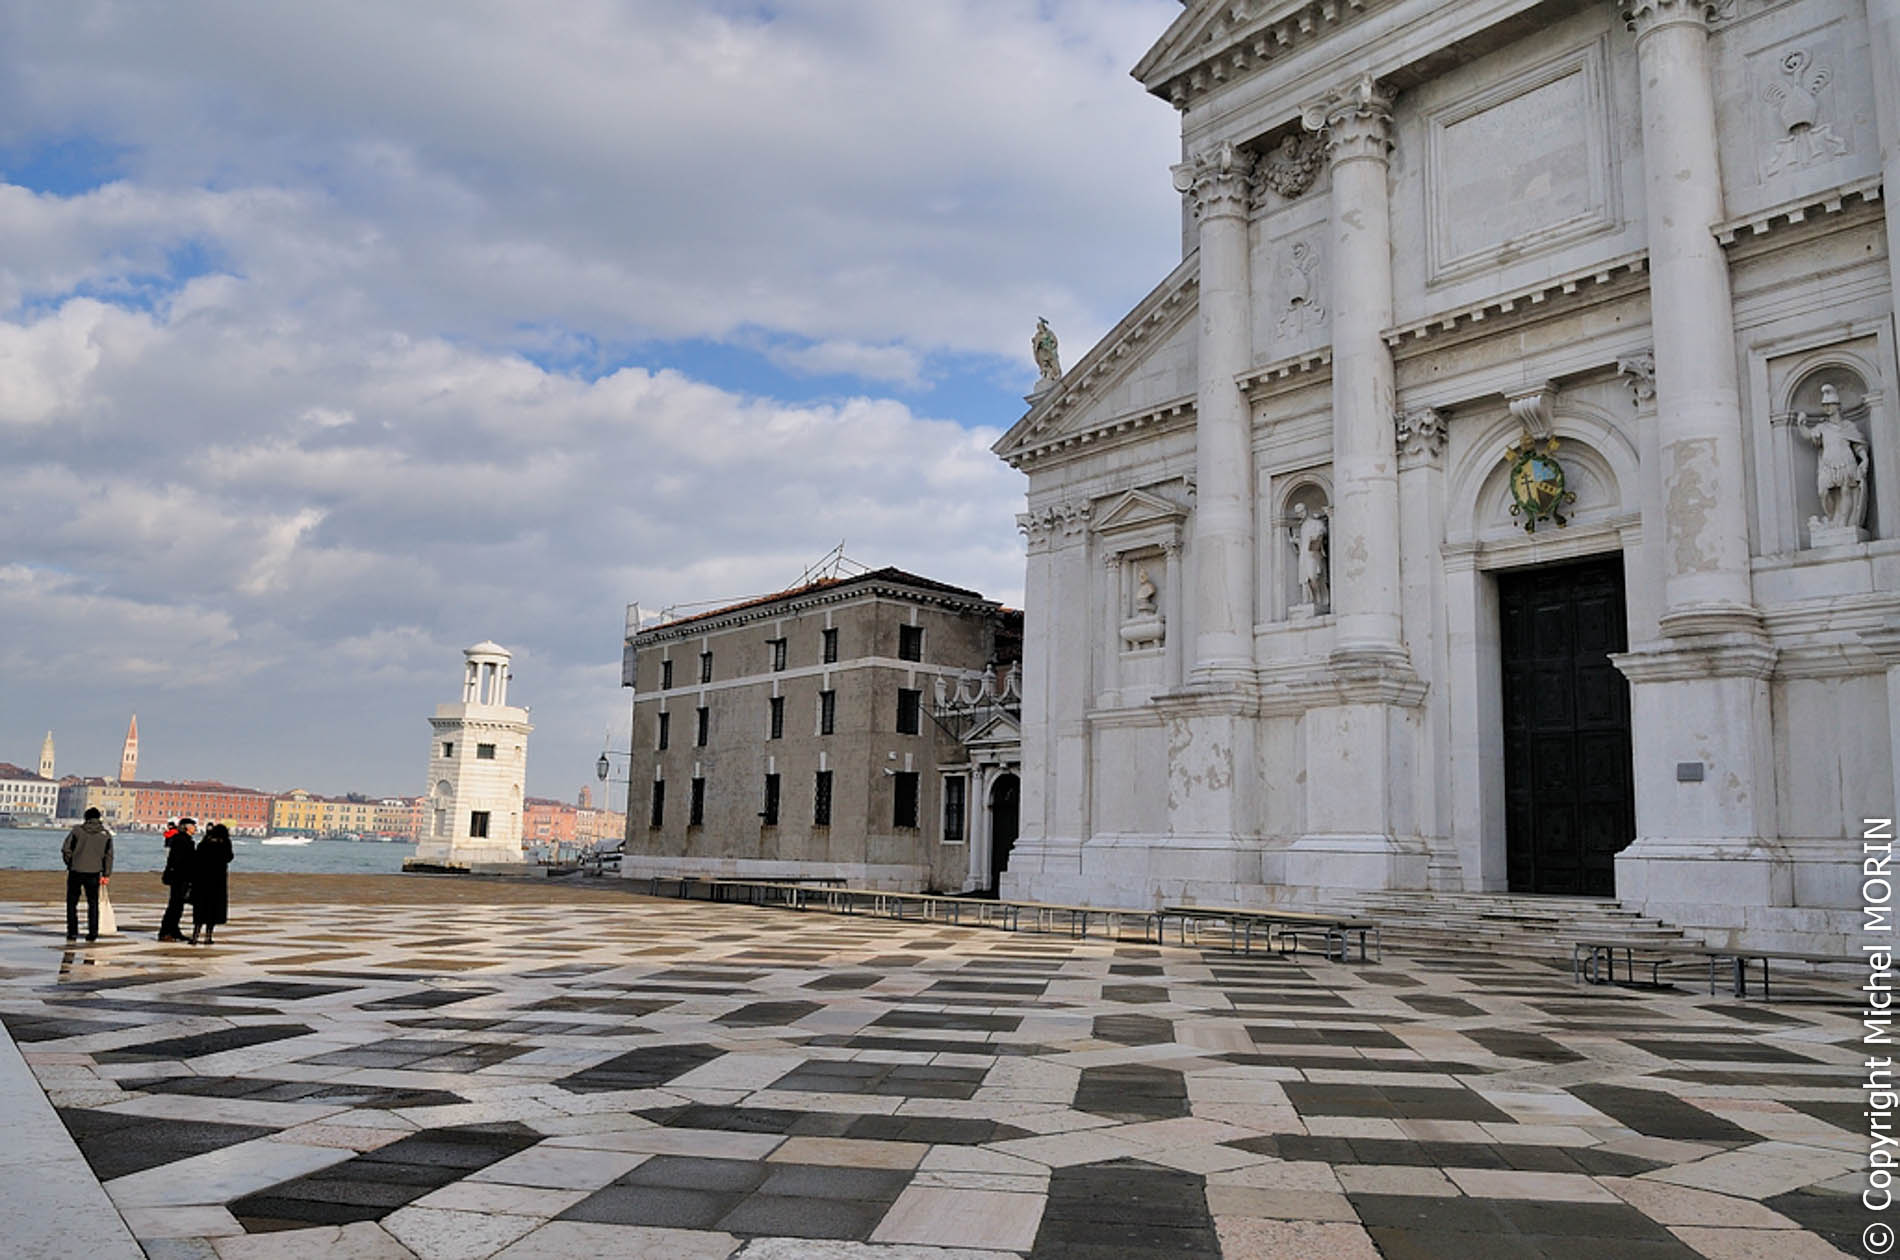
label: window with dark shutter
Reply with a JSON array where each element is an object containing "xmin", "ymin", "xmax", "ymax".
[
  {"xmin": 655, "ymin": 713, "xmax": 669, "ymax": 751},
  {"xmin": 898, "ymin": 625, "xmax": 923, "ymax": 661},
  {"xmin": 649, "ymin": 781, "xmax": 665, "ymax": 828},
  {"xmin": 762, "ymin": 773, "xmax": 780, "ymax": 825},
  {"xmin": 822, "ymin": 628, "xmax": 838, "ymax": 663},
  {"xmin": 819, "ymin": 690, "xmax": 836, "ymax": 735},
  {"xmin": 696, "ymin": 706, "xmax": 709, "ymax": 747},
  {"xmin": 769, "ymin": 696, "xmax": 785, "ymax": 739},
  {"xmin": 813, "ymin": 770, "xmax": 832, "ymax": 826},
  {"xmin": 689, "ymin": 776, "xmax": 705, "ymax": 826},
  {"xmin": 897, "ymin": 688, "xmax": 921, "ymax": 735},
  {"xmin": 700, "ymin": 651, "xmax": 713, "ymax": 683},
  {"xmin": 944, "ymin": 776, "xmax": 965, "ymax": 844}
]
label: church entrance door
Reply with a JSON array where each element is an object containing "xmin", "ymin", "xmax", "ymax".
[
  {"xmin": 988, "ymin": 774, "xmax": 1019, "ymax": 893},
  {"xmin": 1498, "ymin": 556, "xmax": 1633, "ymax": 896}
]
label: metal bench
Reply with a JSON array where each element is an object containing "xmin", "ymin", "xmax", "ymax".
[
  {"xmin": 1159, "ymin": 906, "xmax": 1382, "ymax": 962},
  {"xmin": 1572, "ymin": 941, "xmax": 1853, "ymax": 998}
]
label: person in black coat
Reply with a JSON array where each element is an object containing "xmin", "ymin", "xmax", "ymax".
[
  {"xmin": 157, "ymin": 818, "xmax": 197, "ymax": 942},
  {"xmin": 190, "ymin": 823, "xmax": 233, "ymax": 945}
]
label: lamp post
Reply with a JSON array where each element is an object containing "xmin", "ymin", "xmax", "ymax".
[{"xmin": 594, "ymin": 747, "xmax": 631, "ymax": 858}]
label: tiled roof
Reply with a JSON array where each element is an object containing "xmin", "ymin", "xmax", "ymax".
[
  {"xmin": 643, "ymin": 567, "xmax": 992, "ymax": 635},
  {"xmin": 0, "ymin": 763, "xmax": 52, "ymax": 783}
]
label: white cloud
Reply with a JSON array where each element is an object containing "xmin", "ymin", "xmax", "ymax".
[{"xmin": 0, "ymin": 0, "xmax": 1182, "ymax": 795}]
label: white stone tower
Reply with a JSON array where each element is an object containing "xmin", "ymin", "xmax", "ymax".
[
  {"xmin": 38, "ymin": 732, "xmax": 54, "ymax": 780},
  {"xmin": 410, "ymin": 641, "xmax": 531, "ymax": 868}
]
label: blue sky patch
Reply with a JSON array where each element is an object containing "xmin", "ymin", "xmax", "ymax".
[{"xmin": 0, "ymin": 135, "xmax": 130, "ymax": 196}]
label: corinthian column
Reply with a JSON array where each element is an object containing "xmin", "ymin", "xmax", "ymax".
[
  {"xmin": 1171, "ymin": 141, "xmax": 1257, "ymax": 688},
  {"xmin": 1623, "ymin": 0, "xmax": 1755, "ymax": 633},
  {"xmin": 1302, "ymin": 76, "xmax": 1405, "ymax": 667}
]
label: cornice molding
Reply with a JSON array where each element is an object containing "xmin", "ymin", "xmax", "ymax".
[
  {"xmin": 633, "ymin": 582, "xmax": 1000, "ymax": 647},
  {"xmin": 1712, "ymin": 175, "xmax": 1884, "ymax": 247},
  {"xmin": 1382, "ymin": 251, "xmax": 1650, "ymax": 350},
  {"xmin": 1136, "ymin": 0, "xmax": 1391, "ymax": 113}
]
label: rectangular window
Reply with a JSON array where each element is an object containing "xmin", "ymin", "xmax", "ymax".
[
  {"xmin": 769, "ymin": 637, "xmax": 787, "ymax": 671},
  {"xmin": 762, "ymin": 773, "xmax": 780, "ymax": 826},
  {"xmin": 689, "ymin": 776, "xmax": 705, "ymax": 826},
  {"xmin": 819, "ymin": 689, "xmax": 836, "ymax": 736},
  {"xmin": 899, "ymin": 625, "xmax": 923, "ymax": 661},
  {"xmin": 893, "ymin": 771, "xmax": 919, "ymax": 828},
  {"xmin": 661, "ymin": 659, "xmax": 674, "ymax": 690},
  {"xmin": 813, "ymin": 770, "xmax": 833, "ymax": 826},
  {"xmin": 469, "ymin": 810, "xmax": 491, "ymax": 838},
  {"xmin": 476, "ymin": 742, "xmax": 496, "ymax": 760},
  {"xmin": 822, "ymin": 627, "xmax": 838, "ymax": 664},
  {"xmin": 944, "ymin": 776, "xmax": 966, "ymax": 844},
  {"xmin": 769, "ymin": 696, "xmax": 785, "ymax": 740},
  {"xmin": 656, "ymin": 712, "xmax": 670, "ymax": 751},
  {"xmin": 649, "ymin": 781, "xmax": 665, "ymax": 828},
  {"xmin": 696, "ymin": 706, "xmax": 709, "ymax": 747},
  {"xmin": 897, "ymin": 688, "xmax": 921, "ymax": 735},
  {"xmin": 442, "ymin": 742, "xmax": 454, "ymax": 758},
  {"xmin": 700, "ymin": 651, "xmax": 713, "ymax": 683}
]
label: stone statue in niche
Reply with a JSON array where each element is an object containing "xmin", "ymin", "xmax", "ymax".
[
  {"xmin": 1796, "ymin": 383, "xmax": 1871, "ymax": 546},
  {"xmin": 1761, "ymin": 49, "xmax": 1847, "ymax": 178},
  {"xmin": 1031, "ymin": 318, "xmax": 1062, "ymax": 391},
  {"xmin": 1288, "ymin": 502, "xmax": 1330, "ymax": 617},
  {"xmin": 1119, "ymin": 562, "xmax": 1165, "ymax": 651},
  {"xmin": 1276, "ymin": 242, "xmax": 1325, "ymax": 338}
]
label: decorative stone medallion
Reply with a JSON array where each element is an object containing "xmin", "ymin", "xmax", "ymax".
[{"xmin": 1504, "ymin": 433, "xmax": 1577, "ymax": 532}]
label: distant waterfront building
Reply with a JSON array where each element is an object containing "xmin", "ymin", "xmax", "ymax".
[
  {"xmin": 621, "ymin": 567, "xmax": 1020, "ymax": 891},
  {"xmin": 118, "ymin": 715, "xmax": 138, "ymax": 783},
  {"xmin": 60, "ymin": 779, "xmax": 136, "ymax": 825},
  {"xmin": 525, "ymin": 797, "xmax": 579, "ymax": 848},
  {"xmin": 270, "ymin": 789, "xmax": 376, "ymax": 838},
  {"xmin": 410, "ymin": 641, "xmax": 531, "ymax": 867},
  {"xmin": 39, "ymin": 732, "xmax": 54, "ymax": 781},
  {"xmin": 135, "ymin": 781, "xmax": 273, "ymax": 835},
  {"xmin": 0, "ymin": 763, "xmax": 59, "ymax": 820},
  {"xmin": 373, "ymin": 797, "xmax": 423, "ymax": 840}
]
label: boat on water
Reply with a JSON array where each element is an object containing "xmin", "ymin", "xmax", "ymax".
[{"xmin": 260, "ymin": 836, "xmax": 314, "ymax": 846}]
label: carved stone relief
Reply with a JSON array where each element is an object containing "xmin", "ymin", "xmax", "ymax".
[
  {"xmin": 1255, "ymin": 132, "xmax": 1326, "ymax": 202},
  {"xmin": 1760, "ymin": 48, "xmax": 1849, "ymax": 179},
  {"xmin": 1016, "ymin": 501, "xmax": 1093, "ymax": 551},
  {"xmin": 1275, "ymin": 240, "xmax": 1326, "ymax": 339},
  {"xmin": 1790, "ymin": 376, "xmax": 1872, "ymax": 547},
  {"xmin": 1119, "ymin": 559, "xmax": 1166, "ymax": 651}
]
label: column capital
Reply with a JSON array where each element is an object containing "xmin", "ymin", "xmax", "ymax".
[
  {"xmin": 1396, "ymin": 407, "xmax": 1447, "ymax": 462},
  {"xmin": 1170, "ymin": 139, "xmax": 1255, "ymax": 221},
  {"xmin": 1621, "ymin": 0, "xmax": 1733, "ymax": 40},
  {"xmin": 1301, "ymin": 73, "xmax": 1393, "ymax": 165}
]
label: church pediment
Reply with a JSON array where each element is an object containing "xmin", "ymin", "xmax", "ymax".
[
  {"xmin": 993, "ymin": 254, "xmax": 1199, "ymax": 470},
  {"xmin": 1093, "ymin": 488, "xmax": 1188, "ymax": 535},
  {"xmin": 963, "ymin": 709, "xmax": 1022, "ymax": 747},
  {"xmin": 1133, "ymin": 0, "xmax": 1393, "ymax": 110}
]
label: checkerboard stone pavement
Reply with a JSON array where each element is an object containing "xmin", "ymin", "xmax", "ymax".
[{"xmin": 0, "ymin": 892, "xmax": 1876, "ymax": 1259}]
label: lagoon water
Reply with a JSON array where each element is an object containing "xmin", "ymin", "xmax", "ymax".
[{"xmin": 0, "ymin": 827, "xmax": 415, "ymax": 875}]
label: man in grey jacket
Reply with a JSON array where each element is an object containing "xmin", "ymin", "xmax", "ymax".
[{"xmin": 61, "ymin": 808, "xmax": 114, "ymax": 941}]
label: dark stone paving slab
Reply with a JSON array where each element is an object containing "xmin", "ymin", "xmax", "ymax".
[
  {"xmin": 1566, "ymin": 1083, "xmax": 1760, "ymax": 1144},
  {"xmin": 768, "ymin": 1059, "xmax": 987, "ymax": 1100},
  {"xmin": 1030, "ymin": 1159, "xmax": 1221, "ymax": 1258},
  {"xmin": 553, "ymin": 1042, "xmax": 727, "ymax": 1093},
  {"xmin": 58, "ymin": 1108, "xmax": 278, "ymax": 1180},
  {"xmin": 93, "ymin": 1023, "xmax": 317, "ymax": 1063},
  {"xmin": 230, "ymin": 1122, "xmax": 540, "ymax": 1231},
  {"xmin": 1284, "ymin": 1081, "xmax": 1516, "ymax": 1123},
  {"xmin": 1074, "ymin": 1063, "xmax": 1188, "ymax": 1121}
]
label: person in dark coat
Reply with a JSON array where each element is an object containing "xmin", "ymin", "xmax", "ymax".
[
  {"xmin": 158, "ymin": 817, "xmax": 197, "ymax": 942},
  {"xmin": 190, "ymin": 823, "xmax": 233, "ymax": 945},
  {"xmin": 60, "ymin": 808, "xmax": 114, "ymax": 941}
]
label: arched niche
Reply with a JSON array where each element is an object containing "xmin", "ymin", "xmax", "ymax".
[
  {"xmin": 1269, "ymin": 471, "xmax": 1333, "ymax": 620},
  {"xmin": 1785, "ymin": 362, "xmax": 1876, "ymax": 545},
  {"xmin": 1448, "ymin": 404, "xmax": 1636, "ymax": 546}
]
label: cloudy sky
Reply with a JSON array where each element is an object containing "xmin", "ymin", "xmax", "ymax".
[{"xmin": 1, "ymin": 0, "xmax": 1183, "ymax": 804}]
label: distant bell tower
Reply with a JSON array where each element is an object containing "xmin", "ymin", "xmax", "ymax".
[
  {"xmin": 39, "ymin": 731, "xmax": 54, "ymax": 780},
  {"xmin": 119, "ymin": 715, "xmax": 139, "ymax": 783},
  {"xmin": 408, "ymin": 642, "xmax": 532, "ymax": 870}
]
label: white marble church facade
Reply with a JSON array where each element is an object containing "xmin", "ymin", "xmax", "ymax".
[{"xmin": 994, "ymin": 0, "xmax": 1899, "ymax": 952}]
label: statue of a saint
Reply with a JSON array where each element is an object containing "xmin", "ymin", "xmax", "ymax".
[
  {"xmin": 1290, "ymin": 502, "xmax": 1329, "ymax": 611},
  {"xmin": 1795, "ymin": 383, "xmax": 1871, "ymax": 535},
  {"xmin": 1133, "ymin": 567, "xmax": 1158, "ymax": 616},
  {"xmin": 1031, "ymin": 318, "xmax": 1061, "ymax": 387}
]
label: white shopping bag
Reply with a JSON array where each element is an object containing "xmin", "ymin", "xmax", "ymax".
[{"xmin": 96, "ymin": 885, "xmax": 118, "ymax": 936}]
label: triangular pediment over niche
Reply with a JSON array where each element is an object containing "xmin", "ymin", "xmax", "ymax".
[
  {"xmin": 965, "ymin": 709, "xmax": 1022, "ymax": 747},
  {"xmin": 993, "ymin": 254, "xmax": 1199, "ymax": 469},
  {"xmin": 1094, "ymin": 487, "xmax": 1188, "ymax": 535}
]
